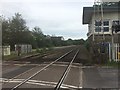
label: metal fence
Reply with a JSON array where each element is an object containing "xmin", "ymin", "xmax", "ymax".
[{"xmin": 15, "ymin": 44, "xmax": 32, "ymax": 54}]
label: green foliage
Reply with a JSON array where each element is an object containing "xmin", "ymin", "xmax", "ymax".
[
  {"xmin": 2, "ymin": 13, "xmax": 33, "ymax": 50},
  {"xmin": 105, "ymin": 60, "xmax": 119, "ymax": 68},
  {"xmin": 2, "ymin": 13, "xmax": 85, "ymax": 50},
  {"xmin": 84, "ymin": 40, "xmax": 90, "ymax": 51},
  {"xmin": 65, "ymin": 39, "xmax": 85, "ymax": 46},
  {"xmin": 36, "ymin": 47, "xmax": 53, "ymax": 54},
  {"xmin": 36, "ymin": 48, "xmax": 41, "ymax": 53},
  {"xmin": 2, "ymin": 19, "xmax": 10, "ymax": 45}
]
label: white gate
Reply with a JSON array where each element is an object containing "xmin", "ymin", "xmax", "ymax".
[
  {"xmin": 2, "ymin": 46, "xmax": 11, "ymax": 56},
  {"xmin": 114, "ymin": 43, "xmax": 120, "ymax": 61},
  {"xmin": 108, "ymin": 43, "xmax": 120, "ymax": 61}
]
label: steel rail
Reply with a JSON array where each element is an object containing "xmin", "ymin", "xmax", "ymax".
[
  {"xmin": 10, "ymin": 50, "xmax": 73, "ymax": 90},
  {"xmin": 54, "ymin": 49, "xmax": 79, "ymax": 90}
]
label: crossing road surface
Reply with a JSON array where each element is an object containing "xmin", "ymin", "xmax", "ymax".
[
  {"xmin": 1, "ymin": 46, "xmax": 119, "ymax": 90},
  {"xmin": 1, "ymin": 63, "xmax": 119, "ymax": 89},
  {"xmin": 82, "ymin": 67, "xmax": 119, "ymax": 89},
  {"xmin": 2, "ymin": 63, "xmax": 82, "ymax": 89}
]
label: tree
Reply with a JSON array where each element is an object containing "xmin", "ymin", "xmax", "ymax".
[
  {"xmin": 2, "ymin": 13, "xmax": 86, "ymax": 50},
  {"xmin": 65, "ymin": 38, "xmax": 72, "ymax": 45},
  {"xmin": 2, "ymin": 18, "xmax": 11, "ymax": 45},
  {"xmin": 10, "ymin": 13, "xmax": 28, "ymax": 42},
  {"xmin": 2, "ymin": 13, "xmax": 34, "ymax": 50},
  {"xmin": 32, "ymin": 26, "xmax": 43, "ymax": 35},
  {"xmin": 32, "ymin": 26, "xmax": 45, "ymax": 48}
]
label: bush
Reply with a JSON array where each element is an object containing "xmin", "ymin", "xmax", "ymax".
[
  {"xmin": 106, "ymin": 60, "xmax": 119, "ymax": 68},
  {"xmin": 84, "ymin": 41, "xmax": 90, "ymax": 51},
  {"xmin": 36, "ymin": 48, "xmax": 41, "ymax": 53}
]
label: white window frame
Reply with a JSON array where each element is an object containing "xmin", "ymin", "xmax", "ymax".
[{"xmin": 94, "ymin": 20, "xmax": 110, "ymax": 33}]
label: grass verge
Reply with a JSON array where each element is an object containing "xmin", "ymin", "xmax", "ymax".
[
  {"xmin": 103, "ymin": 60, "xmax": 120, "ymax": 68},
  {"xmin": 3, "ymin": 47, "xmax": 53, "ymax": 61}
]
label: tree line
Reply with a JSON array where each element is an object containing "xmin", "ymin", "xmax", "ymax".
[{"xmin": 2, "ymin": 13, "xmax": 85, "ymax": 50}]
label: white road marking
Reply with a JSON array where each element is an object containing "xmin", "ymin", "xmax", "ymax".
[
  {"xmin": 2, "ymin": 64, "xmax": 42, "ymax": 83},
  {"xmin": 79, "ymin": 67, "xmax": 83, "ymax": 89},
  {"xmin": 41, "ymin": 62, "xmax": 81, "ymax": 68},
  {"xmin": 3, "ymin": 61, "xmax": 81, "ymax": 67},
  {"xmin": 1, "ymin": 78, "xmax": 80, "ymax": 89},
  {"xmin": 10, "ymin": 51, "xmax": 73, "ymax": 90}
]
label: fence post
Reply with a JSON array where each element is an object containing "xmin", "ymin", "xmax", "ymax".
[
  {"xmin": 118, "ymin": 44, "xmax": 120, "ymax": 61},
  {"xmin": 109, "ymin": 43, "xmax": 111, "ymax": 62}
]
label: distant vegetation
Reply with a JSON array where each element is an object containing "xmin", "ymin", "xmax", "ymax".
[{"xmin": 2, "ymin": 13, "xmax": 85, "ymax": 50}]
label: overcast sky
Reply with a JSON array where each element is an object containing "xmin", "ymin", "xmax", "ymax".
[{"xmin": 0, "ymin": 0, "xmax": 94, "ymax": 40}]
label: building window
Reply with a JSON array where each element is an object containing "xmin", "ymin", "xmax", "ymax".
[
  {"xmin": 103, "ymin": 20, "xmax": 109, "ymax": 32},
  {"xmin": 95, "ymin": 27, "xmax": 101, "ymax": 32},
  {"xmin": 95, "ymin": 20, "xmax": 101, "ymax": 26},
  {"xmin": 103, "ymin": 27, "xmax": 109, "ymax": 32},
  {"xmin": 103, "ymin": 21, "xmax": 109, "ymax": 26},
  {"xmin": 95, "ymin": 20, "xmax": 109, "ymax": 32}
]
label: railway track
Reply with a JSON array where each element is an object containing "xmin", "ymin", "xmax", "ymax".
[
  {"xmin": 2, "ymin": 47, "xmax": 82, "ymax": 90},
  {"xmin": 2, "ymin": 46, "xmax": 74, "ymax": 79},
  {"xmin": 55, "ymin": 50, "xmax": 79, "ymax": 90},
  {"xmin": 2, "ymin": 45, "xmax": 118, "ymax": 90}
]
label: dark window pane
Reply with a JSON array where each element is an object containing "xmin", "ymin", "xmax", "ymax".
[
  {"xmin": 95, "ymin": 27, "xmax": 101, "ymax": 32},
  {"xmin": 104, "ymin": 27, "xmax": 109, "ymax": 32},
  {"xmin": 95, "ymin": 21, "xmax": 101, "ymax": 26},
  {"xmin": 103, "ymin": 21, "xmax": 109, "ymax": 26}
]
